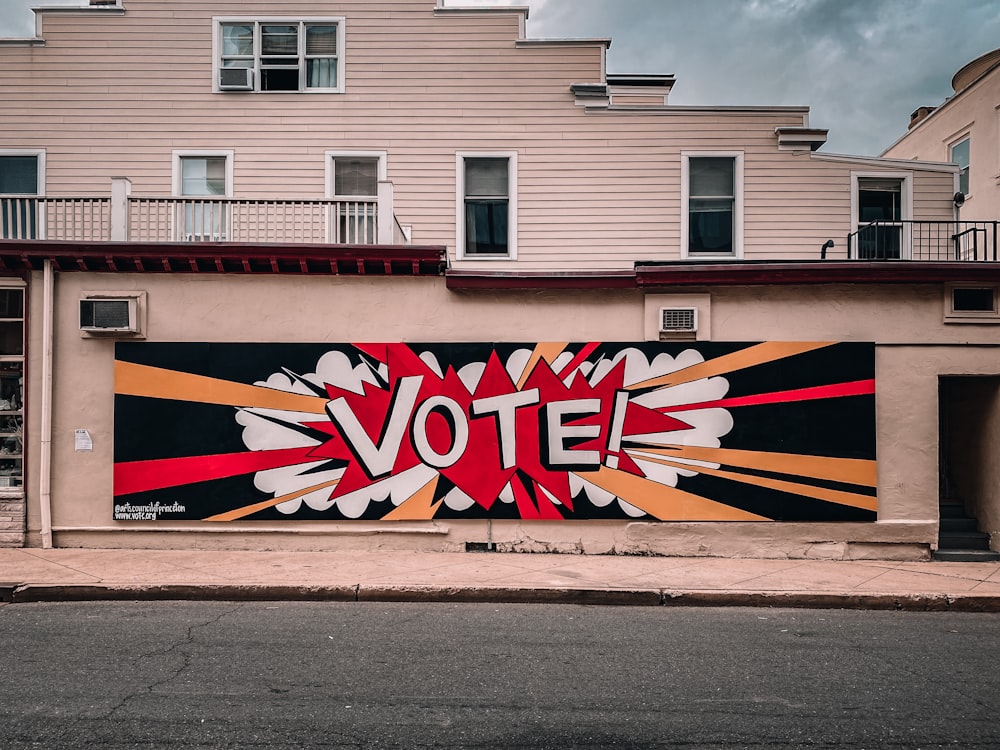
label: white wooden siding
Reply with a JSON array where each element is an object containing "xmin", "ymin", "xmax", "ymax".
[{"xmin": 0, "ymin": 0, "xmax": 958, "ymax": 269}]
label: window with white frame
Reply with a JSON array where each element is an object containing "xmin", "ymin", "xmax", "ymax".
[
  {"xmin": 851, "ymin": 172, "xmax": 912, "ymax": 260},
  {"xmin": 216, "ymin": 18, "xmax": 345, "ymax": 93},
  {"xmin": 172, "ymin": 151, "xmax": 233, "ymax": 242},
  {"xmin": 950, "ymin": 136, "xmax": 970, "ymax": 196},
  {"xmin": 458, "ymin": 153, "xmax": 517, "ymax": 259},
  {"xmin": 682, "ymin": 153, "xmax": 743, "ymax": 258},
  {"xmin": 0, "ymin": 151, "xmax": 44, "ymax": 240},
  {"xmin": 326, "ymin": 151, "xmax": 386, "ymax": 244}
]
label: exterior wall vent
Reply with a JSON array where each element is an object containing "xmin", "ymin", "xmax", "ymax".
[
  {"xmin": 79, "ymin": 298, "xmax": 138, "ymax": 333},
  {"xmin": 219, "ymin": 68, "xmax": 253, "ymax": 91},
  {"xmin": 659, "ymin": 307, "xmax": 698, "ymax": 337}
]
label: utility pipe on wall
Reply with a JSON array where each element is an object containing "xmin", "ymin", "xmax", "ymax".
[{"xmin": 39, "ymin": 259, "xmax": 54, "ymax": 548}]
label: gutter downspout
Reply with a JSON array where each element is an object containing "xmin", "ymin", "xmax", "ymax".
[{"xmin": 39, "ymin": 259, "xmax": 54, "ymax": 548}]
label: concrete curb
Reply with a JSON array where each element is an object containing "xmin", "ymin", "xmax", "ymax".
[{"xmin": 4, "ymin": 583, "xmax": 1000, "ymax": 611}]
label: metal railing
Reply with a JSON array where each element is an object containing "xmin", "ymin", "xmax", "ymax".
[
  {"xmin": 1, "ymin": 192, "xmax": 401, "ymax": 245},
  {"xmin": 846, "ymin": 220, "xmax": 998, "ymax": 261}
]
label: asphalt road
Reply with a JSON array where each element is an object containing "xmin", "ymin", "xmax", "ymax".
[{"xmin": 1, "ymin": 601, "xmax": 997, "ymax": 749}]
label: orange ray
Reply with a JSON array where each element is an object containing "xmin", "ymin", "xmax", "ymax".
[
  {"xmin": 204, "ymin": 477, "xmax": 342, "ymax": 522},
  {"xmin": 516, "ymin": 343, "xmax": 569, "ymax": 390},
  {"xmin": 631, "ymin": 452, "xmax": 877, "ymax": 512},
  {"xmin": 627, "ymin": 342, "xmax": 835, "ymax": 391},
  {"xmin": 382, "ymin": 475, "xmax": 443, "ymax": 521},
  {"xmin": 116, "ymin": 360, "xmax": 329, "ymax": 413},
  {"xmin": 577, "ymin": 466, "xmax": 769, "ymax": 521},
  {"xmin": 635, "ymin": 444, "xmax": 877, "ymax": 488}
]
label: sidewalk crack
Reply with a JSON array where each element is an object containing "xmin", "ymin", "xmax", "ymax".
[{"xmin": 17, "ymin": 549, "xmax": 104, "ymax": 582}]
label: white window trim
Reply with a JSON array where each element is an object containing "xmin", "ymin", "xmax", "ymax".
[
  {"xmin": 0, "ymin": 149, "xmax": 45, "ymax": 194},
  {"xmin": 456, "ymin": 151, "xmax": 518, "ymax": 261},
  {"xmin": 850, "ymin": 171, "xmax": 913, "ymax": 259},
  {"xmin": 680, "ymin": 151, "xmax": 744, "ymax": 260},
  {"xmin": 325, "ymin": 151, "xmax": 388, "ymax": 198},
  {"xmin": 212, "ymin": 17, "xmax": 346, "ymax": 94},
  {"xmin": 170, "ymin": 151, "xmax": 234, "ymax": 243},
  {"xmin": 948, "ymin": 134, "xmax": 971, "ymax": 198},
  {"xmin": 171, "ymin": 150, "xmax": 234, "ymax": 197}
]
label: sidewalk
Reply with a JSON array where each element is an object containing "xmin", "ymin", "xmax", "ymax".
[{"xmin": 3, "ymin": 548, "xmax": 1000, "ymax": 610}]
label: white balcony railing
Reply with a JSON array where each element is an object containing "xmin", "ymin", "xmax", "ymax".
[{"xmin": 0, "ymin": 178, "xmax": 408, "ymax": 245}]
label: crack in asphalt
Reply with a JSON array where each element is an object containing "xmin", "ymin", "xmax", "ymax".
[{"xmin": 100, "ymin": 602, "xmax": 247, "ymax": 720}]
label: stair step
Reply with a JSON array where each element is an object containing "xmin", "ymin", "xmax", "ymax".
[
  {"xmin": 938, "ymin": 530, "xmax": 993, "ymax": 550},
  {"xmin": 940, "ymin": 517, "xmax": 979, "ymax": 532},
  {"xmin": 933, "ymin": 549, "xmax": 1000, "ymax": 562},
  {"xmin": 939, "ymin": 502, "xmax": 970, "ymax": 519}
]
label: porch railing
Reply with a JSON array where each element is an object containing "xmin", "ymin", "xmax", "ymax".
[
  {"xmin": 128, "ymin": 197, "xmax": 378, "ymax": 244},
  {"xmin": 846, "ymin": 221, "xmax": 999, "ymax": 261},
  {"xmin": 0, "ymin": 179, "xmax": 408, "ymax": 245},
  {"xmin": 1, "ymin": 195, "xmax": 111, "ymax": 241}
]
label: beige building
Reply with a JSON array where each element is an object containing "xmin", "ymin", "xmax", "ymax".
[
  {"xmin": 883, "ymin": 47, "xmax": 1000, "ymax": 231},
  {"xmin": 0, "ymin": 0, "xmax": 998, "ymax": 560}
]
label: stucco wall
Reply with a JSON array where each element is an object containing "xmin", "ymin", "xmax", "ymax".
[
  {"xmin": 942, "ymin": 377, "xmax": 1000, "ymax": 549},
  {"xmin": 19, "ymin": 272, "xmax": 1000, "ymax": 558}
]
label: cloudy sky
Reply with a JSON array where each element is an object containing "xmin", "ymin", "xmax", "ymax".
[{"xmin": 4, "ymin": 0, "xmax": 999, "ymax": 155}]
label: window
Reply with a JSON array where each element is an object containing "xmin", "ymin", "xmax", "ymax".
[
  {"xmin": 326, "ymin": 151, "xmax": 386, "ymax": 244},
  {"xmin": 0, "ymin": 152, "xmax": 43, "ymax": 240},
  {"xmin": 945, "ymin": 284, "xmax": 1000, "ymax": 324},
  {"xmin": 950, "ymin": 137, "xmax": 970, "ymax": 196},
  {"xmin": 682, "ymin": 153, "xmax": 743, "ymax": 258},
  {"xmin": 0, "ymin": 286, "xmax": 25, "ymax": 494},
  {"xmin": 172, "ymin": 151, "xmax": 233, "ymax": 242},
  {"xmin": 852, "ymin": 174, "xmax": 911, "ymax": 260},
  {"xmin": 216, "ymin": 18, "xmax": 344, "ymax": 93},
  {"xmin": 458, "ymin": 153, "xmax": 517, "ymax": 259}
]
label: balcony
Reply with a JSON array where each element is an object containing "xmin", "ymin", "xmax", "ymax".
[
  {"xmin": 845, "ymin": 221, "xmax": 998, "ymax": 262},
  {"xmin": 0, "ymin": 178, "xmax": 410, "ymax": 246}
]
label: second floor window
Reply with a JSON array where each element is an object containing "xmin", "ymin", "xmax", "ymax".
[
  {"xmin": 683, "ymin": 153, "xmax": 743, "ymax": 258},
  {"xmin": 218, "ymin": 19, "xmax": 344, "ymax": 93},
  {"xmin": 460, "ymin": 154, "xmax": 516, "ymax": 258},
  {"xmin": 174, "ymin": 152, "xmax": 232, "ymax": 242},
  {"xmin": 0, "ymin": 153, "xmax": 42, "ymax": 240},
  {"xmin": 950, "ymin": 137, "xmax": 970, "ymax": 197},
  {"xmin": 331, "ymin": 155, "xmax": 381, "ymax": 244}
]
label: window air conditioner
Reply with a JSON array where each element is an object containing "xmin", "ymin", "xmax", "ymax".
[
  {"xmin": 80, "ymin": 298, "xmax": 138, "ymax": 333},
  {"xmin": 219, "ymin": 67, "xmax": 253, "ymax": 91},
  {"xmin": 659, "ymin": 307, "xmax": 698, "ymax": 335}
]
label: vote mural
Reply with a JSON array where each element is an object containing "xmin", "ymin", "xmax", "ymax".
[{"xmin": 113, "ymin": 341, "xmax": 877, "ymax": 522}]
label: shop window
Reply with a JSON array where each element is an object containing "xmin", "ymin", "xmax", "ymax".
[{"xmin": 0, "ymin": 287, "xmax": 24, "ymax": 494}]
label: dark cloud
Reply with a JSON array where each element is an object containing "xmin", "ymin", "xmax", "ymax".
[{"xmin": 527, "ymin": 0, "xmax": 1000, "ymax": 155}]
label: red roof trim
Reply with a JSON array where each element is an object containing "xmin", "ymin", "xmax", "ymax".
[
  {"xmin": 446, "ymin": 269, "xmax": 636, "ymax": 290},
  {"xmin": 0, "ymin": 240, "xmax": 446, "ymax": 276},
  {"xmin": 636, "ymin": 261, "xmax": 1000, "ymax": 287}
]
